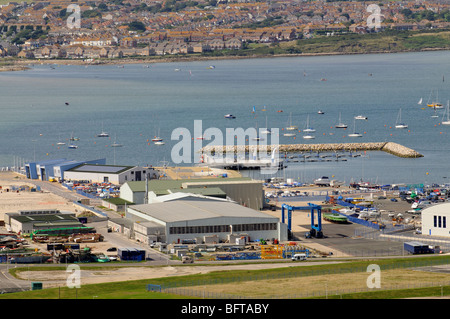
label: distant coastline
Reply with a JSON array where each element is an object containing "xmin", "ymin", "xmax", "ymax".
[{"xmin": 2, "ymin": 46, "xmax": 450, "ymax": 72}]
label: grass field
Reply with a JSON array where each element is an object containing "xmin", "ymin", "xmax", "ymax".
[{"xmin": 1, "ymin": 256, "xmax": 450, "ymax": 299}]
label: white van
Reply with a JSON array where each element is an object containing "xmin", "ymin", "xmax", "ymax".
[{"xmin": 291, "ymin": 253, "xmax": 307, "ymax": 261}]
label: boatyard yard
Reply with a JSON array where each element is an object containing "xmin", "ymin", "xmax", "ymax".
[{"xmin": 1, "ymin": 164, "xmax": 450, "ymax": 298}]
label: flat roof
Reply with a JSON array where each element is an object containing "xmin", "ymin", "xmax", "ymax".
[
  {"xmin": 123, "ymin": 177, "xmax": 254, "ymax": 193},
  {"xmin": 11, "ymin": 214, "xmax": 79, "ymax": 224},
  {"xmin": 68, "ymin": 164, "xmax": 134, "ymax": 174},
  {"xmin": 130, "ymin": 199, "xmax": 277, "ymax": 223}
]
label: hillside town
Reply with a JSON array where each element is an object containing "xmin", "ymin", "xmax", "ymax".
[{"xmin": 1, "ymin": 0, "xmax": 450, "ymax": 60}]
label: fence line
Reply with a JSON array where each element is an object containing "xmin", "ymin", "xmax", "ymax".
[
  {"xmin": 159, "ymin": 258, "xmax": 450, "ymax": 292},
  {"xmin": 159, "ymin": 279, "xmax": 450, "ymax": 299}
]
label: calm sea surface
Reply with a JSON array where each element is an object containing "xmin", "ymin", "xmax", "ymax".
[{"xmin": 1, "ymin": 51, "xmax": 450, "ymax": 185}]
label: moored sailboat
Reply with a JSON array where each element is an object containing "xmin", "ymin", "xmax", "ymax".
[{"xmin": 395, "ymin": 108, "xmax": 408, "ymax": 129}]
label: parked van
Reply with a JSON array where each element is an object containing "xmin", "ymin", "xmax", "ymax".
[
  {"xmin": 291, "ymin": 253, "xmax": 307, "ymax": 261},
  {"xmin": 182, "ymin": 256, "xmax": 194, "ymax": 264}
]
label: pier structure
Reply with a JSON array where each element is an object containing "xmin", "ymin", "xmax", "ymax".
[{"xmin": 199, "ymin": 142, "xmax": 423, "ymax": 158}]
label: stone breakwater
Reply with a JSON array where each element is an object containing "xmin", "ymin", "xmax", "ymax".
[{"xmin": 200, "ymin": 142, "xmax": 423, "ymax": 158}]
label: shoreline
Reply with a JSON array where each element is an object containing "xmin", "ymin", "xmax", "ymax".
[{"xmin": 2, "ymin": 46, "xmax": 450, "ymax": 71}]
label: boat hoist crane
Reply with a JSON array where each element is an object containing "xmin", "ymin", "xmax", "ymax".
[{"xmin": 281, "ymin": 203, "xmax": 323, "ymax": 239}]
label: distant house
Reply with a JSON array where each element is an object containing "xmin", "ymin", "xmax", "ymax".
[
  {"xmin": 138, "ymin": 46, "xmax": 155, "ymax": 56},
  {"xmin": 208, "ymin": 38, "xmax": 225, "ymax": 50},
  {"xmin": 225, "ymin": 38, "xmax": 242, "ymax": 50},
  {"xmin": 18, "ymin": 50, "xmax": 35, "ymax": 58},
  {"xmin": 35, "ymin": 45, "xmax": 66, "ymax": 59},
  {"xmin": 349, "ymin": 24, "xmax": 368, "ymax": 34}
]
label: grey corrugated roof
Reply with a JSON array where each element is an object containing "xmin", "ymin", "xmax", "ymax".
[
  {"xmin": 123, "ymin": 177, "xmax": 252, "ymax": 193},
  {"xmin": 130, "ymin": 199, "xmax": 276, "ymax": 223}
]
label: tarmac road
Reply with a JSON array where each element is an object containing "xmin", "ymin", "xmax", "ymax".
[
  {"xmin": 0, "ymin": 264, "xmax": 30, "ymax": 293},
  {"xmin": 296, "ymin": 220, "xmax": 406, "ymax": 257}
]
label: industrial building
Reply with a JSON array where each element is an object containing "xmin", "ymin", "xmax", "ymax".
[
  {"xmin": 123, "ymin": 196, "xmax": 287, "ymax": 244},
  {"xmin": 63, "ymin": 163, "xmax": 157, "ymax": 185},
  {"xmin": 4, "ymin": 209, "xmax": 83, "ymax": 234},
  {"xmin": 119, "ymin": 177, "xmax": 264, "ymax": 210},
  {"xmin": 421, "ymin": 203, "xmax": 450, "ymax": 237},
  {"xmin": 25, "ymin": 158, "xmax": 106, "ymax": 181}
]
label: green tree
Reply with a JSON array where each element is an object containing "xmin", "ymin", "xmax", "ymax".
[{"xmin": 127, "ymin": 21, "xmax": 146, "ymax": 32}]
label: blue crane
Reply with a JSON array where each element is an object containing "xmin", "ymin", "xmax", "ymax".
[{"xmin": 281, "ymin": 203, "xmax": 323, "ymax": 239}]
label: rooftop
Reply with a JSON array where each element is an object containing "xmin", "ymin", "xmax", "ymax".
[
  {"xmin": 122, "ymin": 177, "xmax": 254, "ymax": 193},
  {"xmin": 68, "ymin": 164, "xmax": 134, "ymax": 174},
  {"xmin": 130, "ymin": 198, "xmax": 277, "ymax": 223}
]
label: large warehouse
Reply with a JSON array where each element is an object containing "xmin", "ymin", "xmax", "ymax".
[
  {"xmin": 421, "ymin": 203, "xmax": 450, "ymax": 237},
  {"xmin": 63, "ymin": 164, "xmax": 157, "ymax": 185},
  {"xmin": 25, "ymin": 158, "xmax": 106, "ymax": 181},
  {"xmin": 124, "ymin": 196, "xmax": 287, "ymax": 244},
  {"xmin": 119, "ymin": 177, "xmax": 264, "ymax": 210}
]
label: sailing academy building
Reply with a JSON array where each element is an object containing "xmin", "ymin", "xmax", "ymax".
[{"xmin": 125, "ymin": 196, "xmax": 287, "ymax": 244}]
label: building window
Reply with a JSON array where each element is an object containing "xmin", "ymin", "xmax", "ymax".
[
  {"xmin": 444, "ymin": 216, "xmax": 447, "ymax": 228},
  {"xmin": 434, "ymin": 216, "xmax": 437, "ymax": 228},
  {"xmin": 439, "ymin": 216, "xmax": 442, "ymax": 228},
  {"xmin": 169, "ymin": 223, "xmax": 277, "ymax": 235}
]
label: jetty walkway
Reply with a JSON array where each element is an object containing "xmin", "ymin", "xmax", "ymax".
[{"xmin": 200, "ymin": 142, "xmax": 423, "ymax": 158}]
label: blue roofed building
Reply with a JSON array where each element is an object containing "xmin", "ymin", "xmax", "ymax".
[{"xmin": 25, "ymin": 158, "xmax": 106, "ymax": 181}]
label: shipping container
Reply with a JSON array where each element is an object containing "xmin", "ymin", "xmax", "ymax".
[
  {"xmin": 118, "ymin": 247, "xmax": 146, "ymax": 261},
  {"xmin": 404, "ymin": 241, "xmax": 434, "ymax": 254}
]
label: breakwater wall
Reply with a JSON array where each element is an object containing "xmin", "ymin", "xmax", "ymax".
[{"xmin": 200, "ymin": 142, "xmax": 423, "ymax": 158}]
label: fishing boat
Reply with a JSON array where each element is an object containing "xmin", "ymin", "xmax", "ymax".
[
  {"xmin": 395, "ymin": 108, "xmax": 408, "ymax": 129},
  {"xmin": 285, "ymin": 112, "xmax": 297, "ymax": 131},
  {"xmin": 224, "ymin": 114, "xmax": 236, "ymax": 119},
  {"xmin": 317, "ymin": 110, "xmax": 325, "ymax": 114},
  {"xmin": 441, "ymin": 101, "xmax": 450, "ymax": 125},
  {"xmin": 335, "ymin": 112, "xmax": 347, "ymax": 129}
]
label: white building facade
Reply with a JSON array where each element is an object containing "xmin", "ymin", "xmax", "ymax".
[
  {"xmin": 125, "ymin": 197, "xmax": 287, "ymax": 244},
  {"xmin": 63, "ymin": 164, "xmax": 156, "ymax": 185},
  {"xmin": 421, "ymin": 203, "xmax": 450, "ymax": 237}
]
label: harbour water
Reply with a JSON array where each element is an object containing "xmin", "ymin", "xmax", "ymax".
[{"xmin": 1, "ymin": 50, "xmax": 450, "ymax": 185}]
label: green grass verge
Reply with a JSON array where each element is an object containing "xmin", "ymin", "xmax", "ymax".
[{"xmin": 2, "ymin": 255, "xmax": 450, "ymax": 299}]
